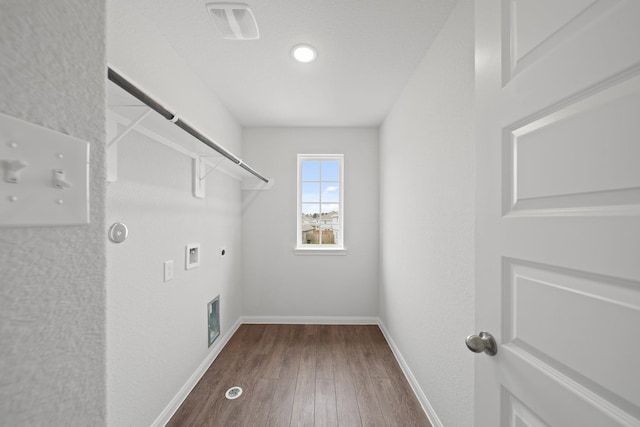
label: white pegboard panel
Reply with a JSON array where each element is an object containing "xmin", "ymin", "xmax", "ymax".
[{"xmin": 0, "ymin": 112, "xmax": 89, "ymax": 226}]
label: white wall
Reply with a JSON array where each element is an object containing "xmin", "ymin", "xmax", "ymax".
[
  {"xmin": 0, "ymin": 1, "xmax": 107, "ymax": 425},
  {"xmin": 107, "ymin": 2, "xmax": 244, "ymax": 425},
  {"xmin": 107, "ymin": 1, "xmax": 240, "ymax": 153},
  {"xmin": 242, "ymin": 128, "xmax": 379, "ymax": 319},
  {"xmin": 379, "ymin": 1, "xmax": 475, "ymax": 426}
]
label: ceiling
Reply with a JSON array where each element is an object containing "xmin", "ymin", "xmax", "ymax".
[{"xmin": 128, "ymin": 0, "xmax": 457, "ymax": 127}]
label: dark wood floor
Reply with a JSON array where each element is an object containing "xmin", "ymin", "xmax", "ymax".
[{"xmin": 167, "ymin": 324, "xmax": 432, "ymax": 427}]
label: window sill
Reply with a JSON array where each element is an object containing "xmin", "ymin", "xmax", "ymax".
[{"xmin": 293, "ymin": 247, "xmax": 347, "ymax": 256}]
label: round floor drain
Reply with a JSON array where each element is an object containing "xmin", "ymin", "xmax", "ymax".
[{"xmin": 225, "ymin": 386, "xmax": 243, "ymax": 400}]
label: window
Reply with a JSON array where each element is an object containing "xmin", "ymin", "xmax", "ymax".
[{"xmin": 296, "ymin": 154, "xmax": 344, "ymax": 253}]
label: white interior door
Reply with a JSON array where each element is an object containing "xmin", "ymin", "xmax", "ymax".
[{"xmin": 475, "ymin": 1, "xmax": 640, "ymax": 426}]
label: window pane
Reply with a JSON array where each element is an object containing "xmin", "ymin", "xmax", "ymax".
[
  {"xmin": 302, "ymin": 228, "xmax": 316, "ymax": 245},
  {"xmin": 318, "ymin": 205, "xmax": 339, "ymax": 246},
  {"xmin": 321, "ymin": 160, "xmax": 340, "ymax": 181},
  {"xmin": 320, "ymin": 204, "xmax": 339, "ymax": 216},
  {"xmin": 301, "ymin": 182, "xmax": 320, "ymax": 202},
  {"xmin": 301, "ymin": 160, "xmax": 320, "ymax": 181},
  {"xmin": 318, "ymin": 225, "xmax": 337, "ymax": 245},
  {"xmin": 301, "ymin": 203, "xmax": 320, "ymax": 216},
  {"xmin": 301, "ymin": 218, "xmax": 317, "ymax": 244},
  {"xmin": 321, "ymin": 182, "xmax": 339, "ymax": 203},
  {"xmin": 298, "ymin": 155, "xmax": 343, "ymax": 249}
]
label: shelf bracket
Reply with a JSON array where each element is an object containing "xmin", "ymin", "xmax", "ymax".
[
  {"xmin": 106, "ymin": 107, "xmax": 151, "ymax": 183},
  {"xmin": 192, "ymin": 157, "xmax": 206, "ymax": 198},
  {"xmin": 192, "ymin": 156, "xmax": 228, "ymax": 198},
  {"xmin": 108, "ymin": 108, "xmax": 152, "ymax": 148}
]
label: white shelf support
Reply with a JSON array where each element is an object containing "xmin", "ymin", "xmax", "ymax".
[
  {"xmin": 108, "ymin": 108, "xmax": 152, "ymax": 148},
  {"xmin": 108, "ymin": 68, "xmax": 269, "ymax": 184},
  {"xmin": 192, "ymin": 157, "xmax": 205, "ymax": 198},
  {"xmin": 106, "ymin": 108, "xmax": 151, "ymax": 183},
  {"xmin": 193, "ymin": 155, "xmax": 231, "ymax": 198},
  {"xmin": 106, "ymin": 93, "xmax": 274, "ymax": 194}
]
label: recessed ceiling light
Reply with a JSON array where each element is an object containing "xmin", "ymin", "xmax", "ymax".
[{"xmin": 291, "ymin": 44, "xmax": 317, "ymax": 63}]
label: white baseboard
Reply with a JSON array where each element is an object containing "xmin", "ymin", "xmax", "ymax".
[
  {"xmin": 377, "ymin": 320, "xmax": 444, "ymax": 427},
  {"xmin": 152, "ymin": 316, "xmax": 441, "ymax": 427},
  {"xmin": 241, "ymin": 315, "xmax": 379, "ymax": 324},
  {"xmin": 150, "ymin": 317, "xmax": 243, "ymax": 427}
]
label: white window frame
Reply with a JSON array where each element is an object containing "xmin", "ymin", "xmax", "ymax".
[{"xmin": 295, "ymin": 154, "xmax": 346, "ymax": 255}]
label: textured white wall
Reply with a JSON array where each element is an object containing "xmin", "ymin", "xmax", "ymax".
[
  {"xmin": 242, "ymin": 128, "xmax": 379, "ymax": 319},
  {"xmin": 379, "ymin": 1, "xmax": 475, "ymax": 426},
  {"xmin": 106, "ymin": 132, "xmax": 242, "ymax": 427},
  {"xmin": 0, "ymin": 1, "xmax": 107, "ymax": 425},
  {"xmin": 107, "ymin": 2, "xmax": 244, "ymax": 425}
]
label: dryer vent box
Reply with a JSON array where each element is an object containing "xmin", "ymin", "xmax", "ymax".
[{"xmin": 206, "ymin": 3, "xmax": 260, "ymax": 40}]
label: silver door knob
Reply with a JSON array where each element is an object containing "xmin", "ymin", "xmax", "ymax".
[{"xmin": 465, "ymin": 331, "xmax": 497, "ymax": 356}]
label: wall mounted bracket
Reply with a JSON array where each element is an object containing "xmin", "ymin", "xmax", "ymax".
[
  {"xmin": 192, "ymin": 155, "xmax": 229, "ymax": 198},
  {"xmin": 106, "ymin": 71, "xmax": 275, "ymax": 196},
  {"xmin": 106, "ymin": 107, "xmax": 152, "ymax": 183},
  {"xmin": 192, "ymin": 157, "xmax": 206, "ymax": 198}
]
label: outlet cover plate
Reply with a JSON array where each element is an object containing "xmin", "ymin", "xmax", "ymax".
[
  {"xmin": 0, "ymin": 112, "xmax": 90, "ymax": 227},
  {"xmin": 163, "ymin": 260, "xmax": 174, "ymax": 282}
]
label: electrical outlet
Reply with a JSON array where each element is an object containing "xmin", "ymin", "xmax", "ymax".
[{"xmin": 164, "ymin": 260, "xmax": 174, "ymax": 282}]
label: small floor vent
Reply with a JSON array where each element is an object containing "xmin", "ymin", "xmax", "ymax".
[{"xmin": 225, "ymin": 386, "xmax": 243, "ymax": 400}]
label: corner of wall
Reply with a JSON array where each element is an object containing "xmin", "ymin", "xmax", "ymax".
[
  {"xmin": 378, "ymin": 0, "xmax": 475, "ymax": 425},
  {"xmin": 377, "ymin": 320, "xmax": 444, "ymax": 427},
  {"xmin": 0, "ymin": 1, "xmax": 108, "ymax": 425}
]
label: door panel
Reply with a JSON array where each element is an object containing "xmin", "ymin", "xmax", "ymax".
[
  {"xmin": 513, "ymin": 0, "xmax": 599, "ymax": 61},
  {"xmin": 501, "ymin": 349, "xmax": 637, "ymax": 426},
  {"xmin": 504, "ymin": 391, "xmax": 552, "ymax": 427},
  {"xmin": 475, "ymin": 1, "xmax": 640, "ymax": 426},
  {"xmin": 504, "ymin": 259, "xmax": 640, "ymax": 408},
  {"xmin": 504, "ymin": 72, "xmax": 640, "ymax": 216},
  {"xmin": 503, "ymin": 0, "xmax": 626, "ymax": 84}
]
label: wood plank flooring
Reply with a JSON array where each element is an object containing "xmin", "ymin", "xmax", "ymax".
[{"xmin": 167, "ymin": 324, "xmax": 432, "ymax": 427}]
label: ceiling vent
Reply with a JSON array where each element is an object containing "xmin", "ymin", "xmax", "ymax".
[{"xmin": 206, "ymin": 3, "xmax": 259, "ymax": 40}]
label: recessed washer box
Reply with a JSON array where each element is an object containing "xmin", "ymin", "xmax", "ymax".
[
  {"xmin": 208, "ymin": 296, "xmax": 220, "ymax": 347},
  {"xmin": 185, "ymin": 243, "xmax": 200, "ymax": 269}
]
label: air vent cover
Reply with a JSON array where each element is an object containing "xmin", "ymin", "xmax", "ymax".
[{"xmin": 206, "ymin": 3, "xmax": 259, "ymax": 40}]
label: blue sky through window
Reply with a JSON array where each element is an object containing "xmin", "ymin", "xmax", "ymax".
[
  {"xmin": 301, "ymin": 160, "xmax": 320, "ymax": 181},
  {"xmin": 301, "ymin": 160, "xmax": 340, "ymax": 209}
]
